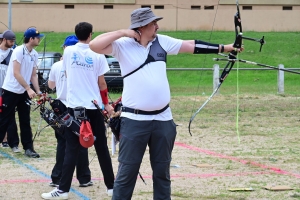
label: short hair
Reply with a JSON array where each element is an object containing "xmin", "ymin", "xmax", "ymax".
[
  {"xmin": 23, "ymin": 37, "xmax": 30, "ymax": 44},
  {"xmin": 75, "ymin": 22, "xmax": 93, "ymax": 41}
]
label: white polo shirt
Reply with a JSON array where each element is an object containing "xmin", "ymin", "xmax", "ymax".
[
  {"xmin": 63, "ymin": 43, "xmax": 109, "ymax": 109},
  {"xmin": 2, "ymin": 44, "xmax": 38, "ymax": 94},
  {"xmin": 48, "ymin": 60, "xmax": 67, "ymax": 105},
  {"xmin": 0, "ymin": 48, "xmax": 12, "ymax": 87},
  {"xmin": 111, "ymin": 34, "xmax": 182, "ymax": 121}
]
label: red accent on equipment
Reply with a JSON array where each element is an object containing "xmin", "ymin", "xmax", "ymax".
[
  {"xmin": 79, "ymin": 120, "xmax": 94, "ymax": 148},
  {"xmin": 100, "ymin": 88, "xmax": 109, "ymax": 105},
  {"xmin": 0, "ymin": 96, "xmax": 2, "ymax": 113}
]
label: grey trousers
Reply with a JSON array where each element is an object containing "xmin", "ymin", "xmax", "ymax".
[{"xmin": 112, "ymin": 117, "xmax": 177, "ymax": 200}]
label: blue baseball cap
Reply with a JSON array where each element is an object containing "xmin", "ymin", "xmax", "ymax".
[
  {"xmin": 62, "ymin": 35, "xmax": 78, "ymax": 47},
  {"xmin": 24, "ymin": 28, "xmax": 44, "ymax": 39}
]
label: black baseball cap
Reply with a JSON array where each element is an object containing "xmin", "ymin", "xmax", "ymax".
[{"xmin": 2, "ymin": 30, "xmax": 16, "ymax": 40}]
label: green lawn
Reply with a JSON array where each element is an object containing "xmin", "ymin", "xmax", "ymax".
[{"xmin": 15, "ymin": 31, "xmax": 300, "ymax": 96}]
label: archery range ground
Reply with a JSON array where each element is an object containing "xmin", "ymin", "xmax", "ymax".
[{"xmin": 0, "ymin": 94, "xmax": 300, "ymax": 200}]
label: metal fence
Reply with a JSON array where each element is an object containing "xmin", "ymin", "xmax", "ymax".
[{"xmin": 167, "ymin": 64, "xmax": 300, "ymax": 94}]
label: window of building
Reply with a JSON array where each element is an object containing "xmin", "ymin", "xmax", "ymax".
[
  {"xmin": 283, "ymin": 6, "xmax": 292, "ymax": 10},
  {"xmin": 242, "ymin": 6, "xmax": 252, "ymax": 10},
  {"xmin": 141, "ymin": 5, "xmax": 151, "ymax": 8},
  {"xmin": 65, "ymin": 5, "xmax": 74, "ymax": 9},
  {"xmin": 154, "ymin": 5, "xmax": 164, "ymax": 9},
  {"xmin": 204, "ymin": 6, "xmax": 214, "ymax": 10},
  {"xmin": 104, "ymin": 5, "xmax": 114, "ymax": 9},
  {"xmin": 191, "ymin": 6, "xmax": 201, "ymax": 10}
]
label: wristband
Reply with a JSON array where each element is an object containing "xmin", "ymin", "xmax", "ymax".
[
  {"xmin": 221, "ymin": 44, "xmax": 224, "ymax": 53},
  {"xmin": 100, "ymin": 88, "xmax": 109, "ymax": 105}
]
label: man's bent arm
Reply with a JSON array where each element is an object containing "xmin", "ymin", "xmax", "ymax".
[
  {"xmin": 13, "ymin": 60, "xmax": 31, "ymax": 91},
  {"xmin": 98, "ymin": 75, "xmax": 108, "ymax": 95},
  {"xmin": 90, "ymin": 29, "xmax": 131, "ymax": 55},
  {"xmin": 48, "ymin": 80, "xmax": 55, "ymax": 90},
  {"xmin": 98, "ymin": 75, "xmax": 114, "ymax": 115},
  {"xmin": 30, "ymin": 67, "xmax": 41, "ymax": 94}
]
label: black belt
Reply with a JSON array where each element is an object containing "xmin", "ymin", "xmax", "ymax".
[{"xmin": 121, "ymin": 104, "xmax": 169, "ymax": 115}]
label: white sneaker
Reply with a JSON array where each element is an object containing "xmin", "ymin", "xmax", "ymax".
[
  {"xmin": 41, "ymin": 188, "xmax": 68, "ymax": 199},
  {"xmin": 107, "ymin": 189, "xmax": 113, "ymax": 197},
  {"xmin": 11, "ymin": 146, "xmax": 21, "ymax": 153}
]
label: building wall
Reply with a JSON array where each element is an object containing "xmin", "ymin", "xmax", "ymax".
[{"xmin": 0, "ymin": 0, "xmax": 299, "ymax": 32}]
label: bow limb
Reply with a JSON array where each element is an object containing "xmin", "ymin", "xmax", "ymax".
[
  {"xmin": 188, "ymin": 57, "xmax": 237, "ymax": 136},
  {"xmin": 36, "ymin": 31, "xmax": 54, "ymax": 74},
  {"xmin": 188, "ymin": 84, "xmax": 221, "ymax": 136},
  {"xmin": 0, "ymin": 20, "xmax": 9, "ymax": 29}
]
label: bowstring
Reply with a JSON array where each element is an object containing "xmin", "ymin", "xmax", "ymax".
[
  {"xmin": 236, "ymin": 52, "xmax": 240, "ymax": 144},
  {"xmin": 189, "ymin": 0, "xmax": 220, "ymax": 135},
  {"xmin": 236, "ymin": 0, "xmax": 241, "ymax": 144}
]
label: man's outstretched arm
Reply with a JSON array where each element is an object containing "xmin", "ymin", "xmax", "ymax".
[{"xmin": 179, "ymin": 40, "xmax": 241, "ymax": 54}]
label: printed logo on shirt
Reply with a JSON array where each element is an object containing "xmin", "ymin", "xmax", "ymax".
[
  {"xmin": 72, "ymin": 53, "xmax": 80, "ymax": 61},
  {"xmin": 60, "ymin": 70, "xmax": 66, "ymax": 81},
  {"xmin": 71, "ymin": 53, "xmax": 93, "ymax": 71},
  {"xmin": 85, "ymin": 56, "xmax": 93, "ymax": 65}
]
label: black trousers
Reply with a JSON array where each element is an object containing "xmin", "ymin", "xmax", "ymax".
[
  {"xmin": 6, "ymin": 115, "xmax": 19, "ymax": 148},
  {"xmin": 0, "ymin": 89, "xmax": 33, "ymax": 150},
  {"xmin": 58, "ymin": 108, "xmax": 115, "ymax": 192},
  {"xmin": 112, "ymin": 118, "xmax": 177, "ymax": 200},
  {"xmin": 51, "ymin": 130, "xmax": 91, "ymax": 184}
]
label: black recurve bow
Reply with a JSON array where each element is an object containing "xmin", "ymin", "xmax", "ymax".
[{"xmin": 188, "ymin": 0, "xmax": 266, "ymax": 136}]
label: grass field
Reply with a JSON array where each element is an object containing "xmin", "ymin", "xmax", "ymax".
[{"xmin": 13, "ymin": 30, "xmax": 300, "ymax": 96}]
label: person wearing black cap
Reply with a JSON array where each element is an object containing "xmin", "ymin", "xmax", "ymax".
[
  {"xmin": 0, "ymin": 27, "xmax": 44, "ymax": 158},
  {"xmin": 0, "ymin": 30, "xmax": 21, "ymax": 153},
  {"xmin": 90, "ymin": 7, "xmax": 243, "ymax": 199},
  {"xmin": 47, "ymin": 35, "xmax": 93, "ymax": 188},
  {"xmin": 42, "ymin": 22, "xmax": 115, "ymax": 199}
]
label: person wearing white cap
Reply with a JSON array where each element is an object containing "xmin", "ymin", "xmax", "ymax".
[
  {"xmin": 90, "ymin": 7, "xmax": 243, "ymax": 199},
  {"xmin": 0, "ymin": 27, "xmax": 44, "ymax": 158},
  {"xmin": 0, "ymin": 30, "xmax": 21, "ymax": 153}
]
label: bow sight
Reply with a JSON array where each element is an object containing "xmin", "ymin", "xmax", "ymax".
[{"xmin": 234, "ymin": 0, "xmax": 265, "ymax": 52}]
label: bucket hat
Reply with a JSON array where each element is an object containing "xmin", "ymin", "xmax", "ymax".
[{"xmin": 129, "ymin": 8, "xmax": 163, "ymax": 29}]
